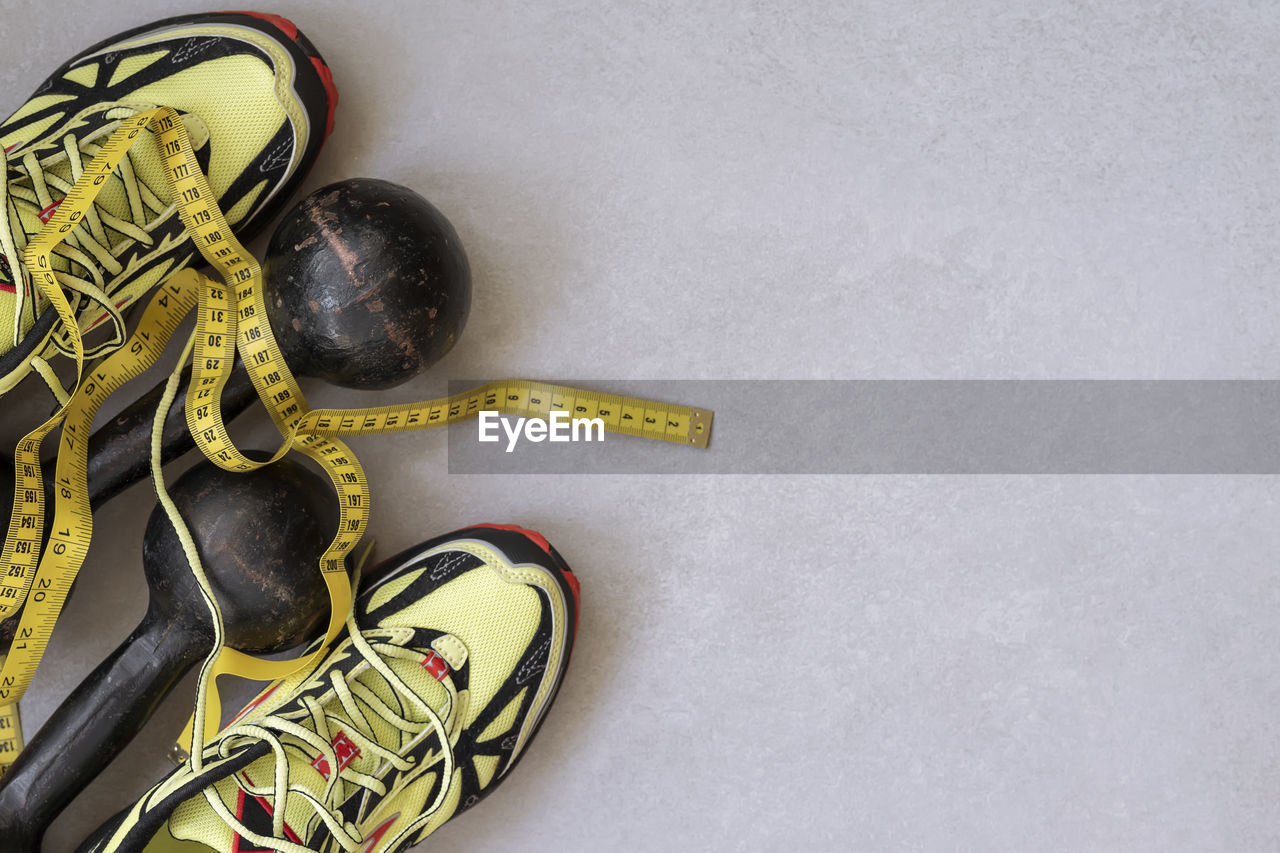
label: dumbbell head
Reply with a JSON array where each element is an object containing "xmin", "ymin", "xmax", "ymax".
[
  {"xmin": 263, "ymin": 177, "xmax": 472, "ymax": 390},
  {"xmin": 142, "ymin": 453, "xmax": 340, "ymax": 653}
]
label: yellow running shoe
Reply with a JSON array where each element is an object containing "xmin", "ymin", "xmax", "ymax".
[
  {"xmin": 0, "ymin": 11, "xmax": 337, "ymax": 395},
  {"xmin": 81, "ymin": 525, "xmax": 581, "ymax": 853}
]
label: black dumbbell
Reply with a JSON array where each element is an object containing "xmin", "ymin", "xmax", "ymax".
[{"xmin": 0, "ymin": 454, "xmax": 341, "ymax": 852}]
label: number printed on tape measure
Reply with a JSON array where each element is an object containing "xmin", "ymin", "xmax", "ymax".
[
  {"xmin": 294, "ymin": 380, "xmax": 712, "ymax": 449},
  {"xmin": 0, "ymin": 267, "xmax": 200, "ymax": 773}
]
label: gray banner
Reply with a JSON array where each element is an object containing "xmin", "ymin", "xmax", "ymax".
[{"xmin": 445, "ymin": 380, "xmax": 1280, "ymax": 474}]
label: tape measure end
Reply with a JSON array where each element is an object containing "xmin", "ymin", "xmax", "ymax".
[
  {"xmin": 687, "ymin": 410, "xmax": 713, "ymax": 449},
  {"xmin": 168, "ymin": 741, "xmax": 190, "ymax": 766}
]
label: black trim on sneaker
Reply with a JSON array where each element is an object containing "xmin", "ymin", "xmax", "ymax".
[{"xmin": 0, "ymin": 11, "xmax": 336, "ymax": 390}]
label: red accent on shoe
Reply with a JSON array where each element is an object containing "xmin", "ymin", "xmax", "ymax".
[
  {"xmin": 218, "ymin": 11, "xmax": 299, "ymax": 42},
  {"xmin": 233, "ymin": 770, "xmax": 303, "ymax": 851},
  {"xmin": 230, "ymin": 789, "xmax": 252, "ymax": 853},
  {"xmin": 563, "ymin": 567, "xmax": 581, "ymax": 616},
  {"xmin": 215, "ymin": 12, "xmax": 337, "ymax": 141},
  {"xmin": 421, "ymin": 650, "xmax": 451, "ymax": 682},
  {"xmin": 463, "ymin": 523, "xmax": 580, "ymax": 632},
  {"xmin": 310, "ymin": 730, "xmax": 362, "ymax": 780},
  {"xmin": 310, "ymin": 56, "xmax": 338, "ymax": 142},
  {"xmin": 466, "ymin": 523, "xmax": 552, "ymax": 555}
]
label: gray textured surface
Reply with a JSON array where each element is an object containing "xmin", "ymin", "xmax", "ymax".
[{"xmin": 1, "ymin": 1, "xmax": 1278, "ymax": 850}]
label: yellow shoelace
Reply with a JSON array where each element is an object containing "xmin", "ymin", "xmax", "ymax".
[
  {"xmin": 0, "ymin": 108, "xmax": 172, "ymax": 375},
  {"xmin": 198, "ymin": 619, "xmax": 458, "ymax": 852}
]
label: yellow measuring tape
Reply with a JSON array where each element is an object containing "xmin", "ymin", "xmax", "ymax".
[
  {"xmin": 0, "ymin": 656, "xmax": 20, "ymax": 775},
  {"xmin": 0, "ymin": 106, "xmax": 713, "ymax": 773},
  {"xmin": 0, "ymin": 111, "xmax": 203, "ymax": 776},
  {"xmin": 299, "ymin": 379, "xmax": 712, "ymax": 446},
  {"xmin": 0, "ymin": 111, "xmax": 159, "ymax": 624}
]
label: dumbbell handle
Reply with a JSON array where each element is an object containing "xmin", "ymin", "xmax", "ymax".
[
  {"xmin": 86, "ymin": 355, "xmax": 260, "ymax": 507},
  {"xmin": 0, "ymin": 356, "xmax": 260, "ymax": 653},
  {"xmin": 0, "ymin": 600, "xmax": 205, "ymax": 853}
]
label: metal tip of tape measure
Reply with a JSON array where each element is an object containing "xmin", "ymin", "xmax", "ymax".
[
  {"xmin": 687, "ymin": 410, "xmax": 713, "ymax": 449},
  {"xmin": 168, "ymin": 741, "xmax": 190, "ymax": 767}
]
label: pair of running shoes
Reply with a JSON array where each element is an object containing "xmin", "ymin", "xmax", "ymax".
[{"xmin": 0, "ymin": 12, "xmax": 578, "ymax": 852}]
